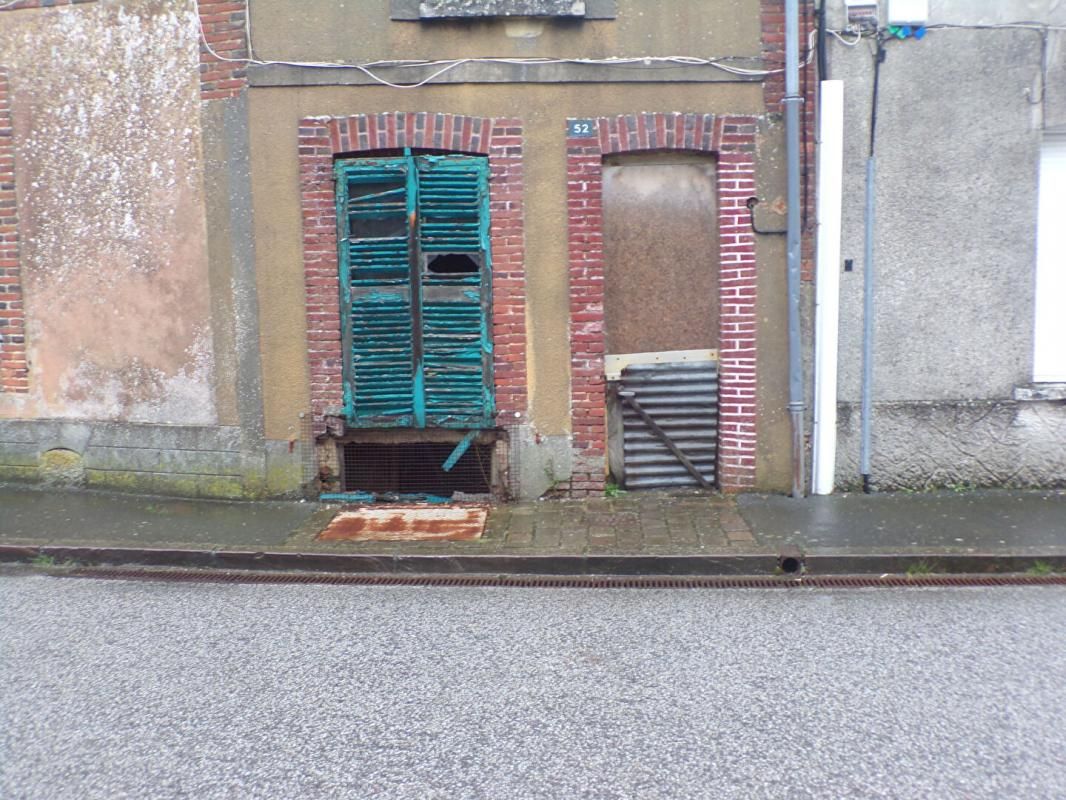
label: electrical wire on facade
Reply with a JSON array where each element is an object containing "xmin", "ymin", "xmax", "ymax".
[
  {"xmin": 829, "ymin": 28, "xmax": 864, "ymax": 46},
  {"xmin": 198, "ymin": 15, "xmax": 820, "ymax": 88},
  {"xmin": 825, "ymin": 21, "xmax": 1064, "ymax": 119},
  {"xmin": 826, "ymin": 21, "xmax": 1066, "ymax": 42}
]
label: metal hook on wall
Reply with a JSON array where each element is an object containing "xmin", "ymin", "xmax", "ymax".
[{"xmin": 745, "ymin": 196, "xmax": 787, "ymax": 235}]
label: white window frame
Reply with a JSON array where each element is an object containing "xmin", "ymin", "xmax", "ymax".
[{"xmin": 1033, "ymin": 134, "xmax": 1066, "ymax": 383}]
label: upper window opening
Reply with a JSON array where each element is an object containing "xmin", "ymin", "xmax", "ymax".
[{"xmin": 419, "ymin": 0, "xmax": 584, "ymax": 16}]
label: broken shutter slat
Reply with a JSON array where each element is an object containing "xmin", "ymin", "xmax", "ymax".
[{"xmin": 442, "ymin": 429, "xmax": 480, "ymax": 472}]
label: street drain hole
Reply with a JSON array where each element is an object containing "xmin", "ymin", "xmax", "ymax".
[
  {"xmin": 777, "ymin": 546, "xmax": 804, "ymax": 574},
  {"xmin": 779, "ymin": 556, "xmax": 802, "ymax": 574}
]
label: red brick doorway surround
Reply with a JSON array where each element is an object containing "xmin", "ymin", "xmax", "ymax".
[
  {"xmin": 298, "ymin": 113, "xmax": 528, "ymax": 436},
  {"xmin": 566, "ymin": 114, "xmax": 759, "ymax": 494}
]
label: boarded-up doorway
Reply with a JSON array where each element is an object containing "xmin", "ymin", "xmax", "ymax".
[
  {"xmin": 603, "ymin": 154, "xmax": 720, "ymax": 489},
  {"xmin": 603, "ymin": 154, "xmax": 719, "ymax": 353}
]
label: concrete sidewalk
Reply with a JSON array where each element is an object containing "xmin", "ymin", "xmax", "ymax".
[{"xmin": 1, "ymin": 482, "xmax": 1064, "ymax": 574}]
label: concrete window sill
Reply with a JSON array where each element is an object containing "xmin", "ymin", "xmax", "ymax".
[{"xmin": 1013, "ymin": 383, "xmax": 1066, "ymax": 402}]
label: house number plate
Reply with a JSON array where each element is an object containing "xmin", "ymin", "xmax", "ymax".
[{"xmin": 568, "ymin": 119, "xmax": 598, "ymax": 138}]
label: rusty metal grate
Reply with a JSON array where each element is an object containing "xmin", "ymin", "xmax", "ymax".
[
  {"xmin": 342, "ymin": 441, "xmax": 493, "ymax": 495},
  {"xmin": 58, "ymin": 568, "xmax": 1066, "ymax": 590},
  {"xmin": 318, "ymin": 506, "xmax": 488, "ymax": 542}
]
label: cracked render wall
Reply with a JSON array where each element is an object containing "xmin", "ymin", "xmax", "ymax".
[
  {"xmin": 0, "ymin": 1, "xmax": 215, "ymax": 424},
  {"xmin": 828, "ymin": 0, "xmax": 1066, "ymax": 490},
  {"xmin": 0, "ymin": 0, "xmax": 294, "ymax": 498}
]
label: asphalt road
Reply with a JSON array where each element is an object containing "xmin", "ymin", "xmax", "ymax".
[{"xmin": 2, "ymin": 572, "xmax": 1064, "ymax": 799}]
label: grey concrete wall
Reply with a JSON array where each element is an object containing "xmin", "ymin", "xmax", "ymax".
[
  {"xmin": 827, "ymin": 0, "xmax": 1066, "ymax": 489},
  {"xmin": 835, "ymin": 401, "xmax": 1066, "ymax": 490},
  {"xmin": 0, "ymin": 418, "xmax": 308, "ymax": 499}
]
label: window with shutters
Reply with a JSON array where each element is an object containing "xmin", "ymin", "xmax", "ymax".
[{"xmin": 335, "ymin": 152, "xmax": 494, "ymax": 429}]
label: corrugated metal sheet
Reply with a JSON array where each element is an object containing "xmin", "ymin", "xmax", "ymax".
[{"xmin": 620, "ymin": 360, "xmax": 718, "ymax": 489}]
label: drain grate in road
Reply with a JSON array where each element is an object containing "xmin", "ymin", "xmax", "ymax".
[{"xmin": 56, "ymin": 568, "xmax": 1066, "ymax": 589}]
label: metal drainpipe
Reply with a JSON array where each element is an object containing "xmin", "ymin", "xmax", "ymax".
[
  {"xmin": 860, "ymin": 38, "xmax": 886, "ymax": 494},
  {"xmin": 784, "ymin": 0, "xmax": 805, "ymax": 498}
]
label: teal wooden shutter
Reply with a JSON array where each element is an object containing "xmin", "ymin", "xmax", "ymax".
[
  {"xmin": 337, "ymin": 158, "xmax": 416, "ymax": 426},
  {"xmin": 417, "ymin": 155, "xmax": 494, "ymax": 428},
  {"xmin": 336, "ymin": 153, "xmax": 493, "ymax": 429}
]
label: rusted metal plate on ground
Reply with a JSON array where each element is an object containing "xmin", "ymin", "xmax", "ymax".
[{"xmin": 317, "ymin": 506, "xmax": 487, "ymax": 542}]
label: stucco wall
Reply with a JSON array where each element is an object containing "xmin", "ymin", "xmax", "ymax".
[
  {"xmin": 0, "ymin": 0, "xmax": 217, "ymax": 425},
  {"xmin": 247, "ymin": 0, "xmax": 762, "ymax": 63},
  {"xmin": 827, "ymin": 0, "xmax": 1066, "ymax": 489}
]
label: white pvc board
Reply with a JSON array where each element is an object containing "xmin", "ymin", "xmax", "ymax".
[
  {"xmin": 1034, "ymin": 136, "xmax": 1066, "ymax": 382},
  {"xmin": 886, "ymin": 0, "xmax": 928, "ymax": 24}
]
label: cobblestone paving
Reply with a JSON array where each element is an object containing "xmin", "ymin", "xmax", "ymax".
[{"xmin": 293, "ymin": 490, "xmax": 767, "ymax": 556}]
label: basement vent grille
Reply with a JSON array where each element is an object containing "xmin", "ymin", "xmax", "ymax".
[{"xmin": 342, "ymin": 441, "xmax": 493, "ymax": 495}]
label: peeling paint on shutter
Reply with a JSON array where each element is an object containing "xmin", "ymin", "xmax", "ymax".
[
  {"xmin": 418, "ymin": 155, "xmax": 493, "ymax": 427},
  {"xmin": 339, "ymin": 159, "xmax": 417, "ymax": 426},
  {"xmin": 336, "ymin": 153, "xmax": 493, "ymax": 429}
]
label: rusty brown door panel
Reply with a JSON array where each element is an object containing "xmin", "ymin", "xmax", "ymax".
[{"xmin": 603, "ymin": 155, "xmax": 719, "ymax": 354}]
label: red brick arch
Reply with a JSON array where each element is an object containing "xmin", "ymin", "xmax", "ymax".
[
  {"xmin": 297, "ymin": 112, "xmax": 527, "ymax": 434},
  {"xmin": 566, "ymin": 113, "xmax": 759, "ymax": 493}
]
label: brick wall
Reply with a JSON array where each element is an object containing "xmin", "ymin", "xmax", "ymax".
[
  {"xmin": 298, "ymin": 112, "xmax": 529, "ymax": 436},
  {"xmin": 0, "ymin": 68, "xmax": 27, "ymax": 394},
  {"xmin": 565, "ymin": 114, "xmax": 759, "ymax": 494},
  {"xmin": 197, "ymin": 0, "xmax": 249, "ymax": 100},
  {"xmin": 761, "ymin": 0, "xmax": 817, "ymax": 280}
]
